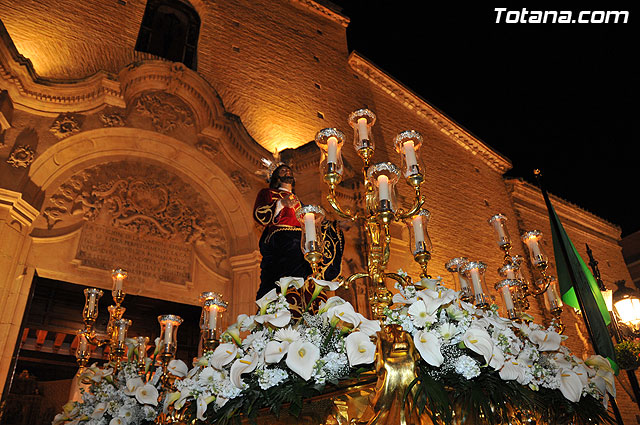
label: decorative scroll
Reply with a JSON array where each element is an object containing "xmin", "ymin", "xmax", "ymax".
[
  {"xmin": 42, "ymin": 161, "xmax": 228, "ymax": 267},
  {"xmin": 49, "ymin": 113, "xmax": 80, "ymax": 139},
  {"xmin": 6, "ymin": 145, "xmax": 35, "ymax": 168}
]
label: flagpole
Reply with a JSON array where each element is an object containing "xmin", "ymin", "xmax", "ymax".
[{"xmin": 533, "ymin": 169, "xmax": 624, "ymax": 425}]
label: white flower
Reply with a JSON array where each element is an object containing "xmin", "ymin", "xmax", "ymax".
[
  {"xmin": 529, "ymin": 329, "xmax": 561, "ymax": 351},
  {"xmin": 198, "ymin": 366, "xmax": 216, "ymax": 388},
  {"xmin": 286, "ymin": 340, "xmax": 320, "ymax": 381},
  {"xmin": 408, "ymin": 301, "xmax": 436, "ymax": 328},
  {"xmin": 117, "ymin": 406, "xmax": 133, "ymax": 422},
  {"xmin": 499, "ymin": 359, "xmax": 524, "ymax": 381},
  {"xmin": 462, "ymin": 326, "xmax": 494, "ymax": 364},
  {"xmin": 256, "ymin": 289, "xmax": 279, "ymax": 313},
  {"xmin": 163, "ymin": 391, "xmax": 181, "ymax": 413},
  {"xmin": 109, "ymin": 418, "xmax": 124, "ymax": 425},
  {"xmin": 319, "ymin": 296, "xmax": 347, "ymax": 314},
  {"xmin": 585, "ymin": 355, "xmax": 616, "ymax": 397},
  {"xmin": 488, "ymin": 348, "xmax": 505, "ymax": 370},
  {"xmin": 277, "ymin": 276, "xmax": 305, "ymax": 295},
  {"xmin": 345, "ymin": 332, "xmax": 376, "ymax": 367},
  {"xmin": 254, "ymin": 309, "xmax": 291, "ymax": 328},
  {"xmin": 557, "ymin": 368, "xmax": 584, "ymax": 402},
  {"xmin": 413, "ymin": 330, "xmax": 443, "ymax": 367},
  {"xmin": 354, "ymin": 313, "xmax": 381, "ymax": 336},
  {"xmin": 135, "ymin": 384, "xmax": 159, "ymax": 406},
  {"xmin": 454, "ymin": 355, "xmax": 481, "ymax": 379},
  {"xmin": 91, "ymin": 402, "xmax": 107, "ymax": 419},
  {"xmin": 216, "ymin": 396, "xmax": 229, "ymax": 408},
  {"xmin": 328, "ymin": 302, "xmax": 360, "ymax": 326},
  {"xmin": 419, "ymin": 276, "xmax": 442, "ymax": 290},
  {"xmin": 168, "ymin": 359, "xmax": 188, "ymax": 377},
  {"xmin": 196, "ymin": 395, "xmax": 208, "ymax": 421},
  {"xmin": 313, "ymin": 278, "xmax": 341, "ymax": 291},
  {"xmin": 265, "ymin": 340, "xmax": 290, "ymax": 363},
  {"xmin": 437, "ymin": 323, "xmax": 458, "ymax": 340},
  {"xmin": 274, "ymin": 327, "xmax": 301, "ymax": 343},
  {"xmin": 223, "ymin": 323, "xmax": 242, "ymax": 345},
  {"xmin": 211, "ymin": 343, "xmax": 238, "ymax": 369},
  {"xmin": 123, "ymin": 377, "xmax": 144, "ymax": 396},
  {"xmin": 417, "ymin": 287, "xmax": 456, "ymax": 315},
  {"xmin": 236, "ymin": 314, "xmax": 257, "ymax": 332},
  {"xmin": 230, "ymin": 352, "xmax": 259, "ymax": 388}
]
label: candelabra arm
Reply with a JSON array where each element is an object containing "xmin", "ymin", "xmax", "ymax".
[
  {"xmin": 384, "ymin": 272, "xmax": 411, "ymax": 288},
  {"xmin": 342, "ymin": 272, "xmax": 370, "ymax": 290},
  {"xmin": 395, "ymin": 193, "xmax": 425, "ymax": 221},
  {"xmin": 326, "ymin": 191, "xmax": 358, "ymax": 221},
  {"xmin": 529, "ymin": 274, "xmax": 552, "ymax": 296}
]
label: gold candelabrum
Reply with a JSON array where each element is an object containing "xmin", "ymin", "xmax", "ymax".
[
  {"xmin": 76, "ymin": 269, "xmax": 227, "ymax": 377},
  {"xmin": 302, "ymin": 109, "xmax": 432, "ymax": 320}
]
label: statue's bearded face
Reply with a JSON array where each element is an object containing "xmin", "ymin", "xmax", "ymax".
[{"xmin": 277, "ymin": 166, "xmax": 295, "ymax": 185}]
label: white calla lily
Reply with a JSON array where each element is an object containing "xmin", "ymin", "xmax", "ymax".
[
  {"xmin": 109, "ymin": 418, "xmax": 124, "ymax": 425},
  {"xmin": 277, "ymin": 276, "xmax": 305, "ymax": 295},
  {"xmin": 313, "ymin": 278, "xmax": 341, "ymax": 291},
  {"xmin": 462, "ymin": 327, "xmax": 494, "ymax": 364},
  {"xmin": 345, "ymin": 332, "xmax": 376, "ymax": 366},
  {"xmin": 529, "ymin": 329, "xmax": 561, "ymax": 351},
  {"xmin": 499, "ymin": 359, "xmax": 524, "ymax": 381},
  {"xmin": 488, "ymin": 348, "xmax": 505, "ymax": 370},
  {"xmin": 558, "ymin": 368, "xmax": 584, "ymax": 402},
  {"xmin": 319, "ymin": 296, "xmax": 347, "ymax": 315},
  {"xmin": 254, "ymin": 309, "xmax": 291, "ymax": 328},
  {"xmin": 163, "ymin": 391, "xmax": 181, "ymax": 413},
  {"xmin": 419, "ymin": 276, "xmax": 441, "ymax": 290},
  {"xmin": 123, "ymin": 377, "xmax": 144, "ymax": 396},
  {"xmin": 168, "ymin": 359, "xmax": 188, "ymax": 377},
  {"xmin": 286, "ymin": 339, "xmax": 320, "ymax": 381},
  {"xmin": 91, "ymin": 402, "xmax": 107, "ymax": 419},
  {"xmin": 328, "ymin": 302, "xmax": 360, "ymax": 326},
  {"xmin": 585, "ymin": 355, "xmax": 616, "ymax": 396},
  {"xmin": 236, "ymin": 314, "xmax": 257, "ymax": 331},
  {"xmin": 413, "ymin": 330, "xmax": 444, "ymax": 367},
  {"xmin": 256, "ymin": 288, "xmax": 279, "ymax": 313},
  {"xmin": 211, "ymin": 343, "xmax": 238, "ymax": 369},
  {"xmin": 265, "ymin": 340, "xmax": 290, "ymax": 363},
  {"xmin": 135, "ymin": 384, "xmax": 159, "ymax": 406},
  {"xmin": 355, "ymin": 313, "xmax": 381, "ymax": 336},
  {"xmin": 230, "ymin": 352, "xmax": 259, "ymax": 388}
]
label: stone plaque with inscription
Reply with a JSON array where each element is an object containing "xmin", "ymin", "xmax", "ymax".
[{"xmin": 76, "ymin": 222, "xmax": 193, "ymax": 284}]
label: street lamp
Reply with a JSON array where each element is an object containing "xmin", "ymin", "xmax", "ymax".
[{"xmin": 612, "ymin": 280, "xmax": 640, "ymax": 334}]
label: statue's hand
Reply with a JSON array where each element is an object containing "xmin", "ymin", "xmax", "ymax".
[{"xmin": 281, "ymin": 193, "xmax": 298, "ymax": 208}]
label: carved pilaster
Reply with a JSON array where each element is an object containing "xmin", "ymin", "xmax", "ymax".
[
  {"xmin": 228, "ymin": 251, "xmax": 261, "ymax": 321},
  {"xmin": 0, "ymin": 189, "xmax": 38, "ymax": 399}
]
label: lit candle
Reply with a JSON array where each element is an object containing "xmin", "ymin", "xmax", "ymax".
[
  {"xmin": 327, "ymin": 136, "xmax": 338, "ymax": 164},
  {"xmin": 403, "ymin": 141, "xmax": 419, "ymax": 172},
  {"xmin": 304, "ymin": 213, "xmax": 316, "ymax": 248},
  {"xmin": 492, "ymin": 220, "xmax": 507, "ymax": 242},
  {"xmin": 526, "ymin": 237, "xmax": 542, "ymax": 258},
  {"xmin": 505, "ymin": 268, "xmax": 516, "ymax": 280},
  {"xmin": 459, "ymin": 274, "xmax": 471, "ymax": 292},
  {"xmin": 117, "ymin": 324, "xmax": 126, "ymax": 343},
  {"xmin": 378, "ymin": 175, "xmax": 390, "ymax": 201},
  {"xmin": 87, "ymin": 293, "xmax": 96, "ymax": 313},
  {"xmin": 468, "ymin": 268, "xmax": 483, "ymax": 296},
  {"xmin": 502, "ymin": 285, "xmax": 514, "ymax": 311},
  {"xmin": 208, "ymin": 305, "xmax": 219, "ymax": 330},
  {"xmin": 78, "ymin": 333, "xmax": 88, "ymax": 353},
  {"xmin": 412, "ymin": 215, "xmax": 425, "ymax": 252},
  {"xmin": 164, "ymin": 322, "xmax": 173, "ymax": 346},
  {"xmin": 357, "ymin": 118, "xmax": 368, "ymax": 143},
  {"xmin": 114, "ymin": 275, "xmax": 124, "ymax": 292}
]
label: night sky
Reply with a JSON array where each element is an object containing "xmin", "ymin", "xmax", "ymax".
[{"xmin": 332, "ymin": 2, "xmax": 637, "ymax": 237}]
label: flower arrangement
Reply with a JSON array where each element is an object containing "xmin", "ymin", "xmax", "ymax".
[
  {"xmin": 385, "ymin": 274, "xmax": 616, "ymax": 425},
  {"xmin": 163, "ymin": 277, "xmax": 379, "ymax": 424},
  {"xmin": 614, "ymin": 339, "xmax": 640, "ymax": 370}
]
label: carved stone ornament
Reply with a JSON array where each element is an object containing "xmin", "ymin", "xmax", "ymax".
[
  {"xmin": 195, "ymin": 138, "xmax": 221, "ymax": 158},
  {"xmin": 230, "ymin": 170, "xmax": 251, "ymax": 194},
  {"xmin": 100, "ymin": 111, "xmax": 126, "ymax": 127},
  {"xmin": 134, "ymin": 91, "xmax": 194, "ymax": 134},
  {"xmin": 42, "ymin": 161, "xmax": 228, "ymax": 264},
  {"xmin": 49, "ymin": 113, "xmax": 80, "ymax": 139},
  {"xmin": 6, "ymin": 145, "xmax": 35, "ymax": 168}
]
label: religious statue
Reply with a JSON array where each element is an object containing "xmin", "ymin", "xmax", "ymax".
[{"xmin": 253, "ymin": 163, "xmax": 343, "ymax": 300}]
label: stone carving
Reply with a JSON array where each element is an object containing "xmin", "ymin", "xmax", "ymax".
[
  {"xmin": 134, "ymin": 92, "xmax": 194, "ymax": 133},
  {"xmin": 195, "ymin": 138, "xmax": 221, "ymax": 158},
  {"xmin": 42, "ymin": 161, "xmax": 228, "ymax": 264},
  {"xmin": 100, "ymin": 110, "xmax": 126, "ymax": 127},
  {"xmin": 230, "ymin": 170, "xmax": 251, "ymax": 194},
  {"xmin": 6, "ymin": 145, "xmax": 35, "ymax": 168},
  {"xmin": 49, "ymin": 113, "xmax": 80, "ymax": 139}
]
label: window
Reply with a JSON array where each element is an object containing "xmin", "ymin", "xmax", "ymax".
[{"xmin": 135, "ymin": 0, "xmax": 200, "ymax": 70}]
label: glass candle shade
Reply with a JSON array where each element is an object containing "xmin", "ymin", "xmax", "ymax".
[
  {"xmin": 542, "ymin": 277, "xmax": 563, "ymax": 313},
  {"xmin": 135, "ymin": 336, "xmax": 149, "ymax": 359},
  {"xmin": 406, "ymin": 209, "xmax": 432, "ymax": 255},
  {"xmin": 445, "ymin": 257, "xmax": 471, "ymax": 300},
  {"xmin": 498, "ymin": 263, "xmax": 518, "ymax": 280},
  {"xmin": 112, "ymin": 318, "xmax": 132, "ymax": 346},
  {"xmin": 460, "ymin": 261, "xmax": 491, "ymax": 307},
  {"xmin": 488, "ymin": 214, "xmax": 511, "ymax": 250},
  {"xmin": 76, "ymin": 329, "xmax": 91, "ymax": 361},
  {"xmin": 158, "ymin": 314, "xmax": 183, "ymax": 356},
  {"xmin": 315, "ymin": 128, "xmax": 345, "ymax": 180},
  {"xmin": 83, "ymin": 288, "xmax": 103, "ymax": 322},
  {"xmin": 111, "ymin": 268, "xmax": 127, "ymax": 304},
  {"xmin": 521, "ymin": 230, "xmax": 548, "ymax": 267},
  {"xmin": 393, "ymin": 130, "xmax": 424, "ymax": 178},
  {"xmin": 348, "ymin": 108, "xmax": 376, "ymax": 153},
  {"xmin": 296, "ymin": 205, "xmax": 325, "ymax": 253},
  {"xmin": 495, "ymin": 279, "xmax": 520, "ymax": 319},
  {"xmin": 200, "ymin": 292, "xmax": 228, "ymax": 334},
  {"xmin": 366, "ymin": 162, "xmax": 400, "ymax": 212}
]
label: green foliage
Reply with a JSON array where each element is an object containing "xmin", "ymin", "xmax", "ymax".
[
  {"xmin": 615, "ymin": 339, "xmax": 640, "ymax": 370},
  {"xmin": 409, "ymin": 359, "xmax": 615, "ymax": 425}
]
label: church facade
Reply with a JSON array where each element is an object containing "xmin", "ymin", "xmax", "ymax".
[{"xmin": 0, "ymin": 0, "xmax": 635, "ymax": 422}]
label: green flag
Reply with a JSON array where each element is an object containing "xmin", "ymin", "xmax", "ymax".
[{"xmin": 537, "ymin": 174, "xmax": 618, "ymax": 374}]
